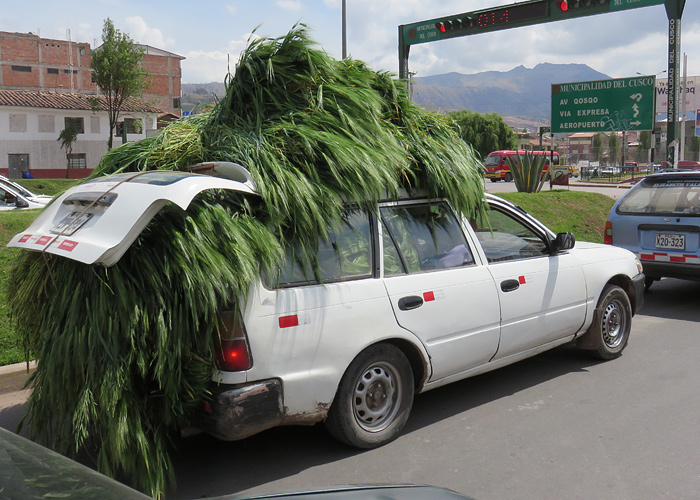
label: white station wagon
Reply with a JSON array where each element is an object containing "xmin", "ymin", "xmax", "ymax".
[{"xmin": 8, "ymin": 163, "xmax": 645, "ymax": 448}]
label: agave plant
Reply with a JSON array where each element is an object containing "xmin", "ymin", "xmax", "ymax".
[
  {"xmin": 10, "ymin": 25, "xmax": 486, "ymax": 498},
  {"xmin": 506, "ymin": 152, "xmax": 551, "ymax": 193}
]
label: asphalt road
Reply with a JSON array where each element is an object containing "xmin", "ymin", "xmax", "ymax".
[
  {"xmin": 485, "ymin": 176, "xmax": 633, "ymax": 200},
  {"xmin": 1, "ymin": 278, "xmax": 698, "ymax": 500}
]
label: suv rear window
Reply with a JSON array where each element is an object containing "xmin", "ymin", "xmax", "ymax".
[{"xmin": 617, "ymin": 177, "xmax": 700, "ymax": 216}]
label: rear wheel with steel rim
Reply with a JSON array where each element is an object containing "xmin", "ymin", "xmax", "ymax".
[
  {"xmin": 325, "ymin": 344, "xmax": 414, "ymax": 448},
  {"xmin": 589, "ymin": 284, "xmax": 632, "ymax": 360}
]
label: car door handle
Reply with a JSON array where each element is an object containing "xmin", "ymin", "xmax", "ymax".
[
  {"xmin": 500, "ymin": 279, "xmax": 520, "ymax": 292},
  {"xmin": 398, "ymin": 295, "xmax": 424, "ymax": 311}
]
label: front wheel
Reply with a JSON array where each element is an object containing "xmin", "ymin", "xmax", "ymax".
[
  {"xmin": 578, "ymin": 284, "xmax": 632, "ymax": 360},
  {"xmin": 504, "ymin": 172, "xmax": 513, "ymax": 182},
  {"xmin": 325, "ymin": 344, "xmax": 414, "ymax": 449}
]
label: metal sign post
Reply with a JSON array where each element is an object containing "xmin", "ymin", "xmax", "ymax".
[{"xmin": 665, "ymin": 0, "xmax": 685, "ymax": 166}]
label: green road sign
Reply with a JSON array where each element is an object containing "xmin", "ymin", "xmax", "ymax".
[
  {"xmin": 609, "ymin": 0, "xmax": 664, "ymax": 11},
  {"xmin": 551, "ymin": 76, "xmax": 655, "ymax": 133}
]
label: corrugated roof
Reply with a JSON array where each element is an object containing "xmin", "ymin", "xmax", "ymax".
[{"xmin": 0, "ymin": 89, "xmax": 162, "ymax": 113}]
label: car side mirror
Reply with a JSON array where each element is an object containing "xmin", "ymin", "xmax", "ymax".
[
  {"xmin": 14, "ymin": 197, "xmax": 29, "ymax": 208},
  {"xmin": 553, "ymin": 232, "xmax": 575, "ymax": 253}
]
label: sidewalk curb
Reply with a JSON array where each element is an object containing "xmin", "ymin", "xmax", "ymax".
[{"xmin": 0, "ymin": 361, "xmax": 36, "ymax": 395}]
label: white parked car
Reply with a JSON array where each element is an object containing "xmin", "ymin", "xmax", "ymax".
[
  {"xmin": 0, "ymin": 183, "xmax": 48, "ymax": 211},
  {"xmin": 8, "ymin": 163, "xmax": 645, "ymax": 448},
  {"xmin": 0, "ymin": 175, "xmax": 53, "ymax": 206}
]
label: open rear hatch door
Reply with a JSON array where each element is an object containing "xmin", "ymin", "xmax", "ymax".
[{"xmin": 8, "ymin": 166, "xmax": 257, "ymax": 267}]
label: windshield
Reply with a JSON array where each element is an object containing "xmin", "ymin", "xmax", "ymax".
[
  {"xmin": 484, "ymin": 155, "xmax": 502, "ymax": 167},
  {"xmin": 617, "ymin": 177, "xmax": 700, "ymax": 216}
]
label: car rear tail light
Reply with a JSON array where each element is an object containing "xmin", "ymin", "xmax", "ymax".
[
  {"xmin": 604, "ymin": 221, "xmax": 613, "ymax": 245},
  {"xmin": 214, "ymin": 309, "xmax": 252, "ymax": 371}
]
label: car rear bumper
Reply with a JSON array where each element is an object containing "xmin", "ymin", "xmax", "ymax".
[
  {"xmin": 640, "ymin": 260, "xmax": 700, "ymax": 281},
  {"xmin": 198, "ymin": 379, "xmax": 284, "ymax": 441}
]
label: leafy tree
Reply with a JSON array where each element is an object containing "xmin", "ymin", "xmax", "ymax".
[
  {"xmin": 592, "ymin": 133, "xmax": 604, "ymax": 163},
  {"xmin": 690, "ymin": 136, "xmax": 700, "ymax": 161},
  {"xmin": 608, "ymin": 133, "xmax": 620, "ymax": 165},
  {"xmin": 449, "ymin": 110, "xmax": 516, "ymax": 160},
  {"xmin": 638, "ymin": 131, "xmax": 652, "ymax": 163},
  {"xmin": 91, "ymin": 18, "xmax": 148, "ymax": 149},
  {"xmin": 57, "ymin": 126, "xmax": 79, "ymax": 178}
]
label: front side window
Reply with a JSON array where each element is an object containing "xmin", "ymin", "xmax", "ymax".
[
  {"xmin": 476, "ymin": 207, "xmax": 549, "ymax": 263},
  {"xmin": 268, "ymin": 210, "xmax": 373, "ymax": 287},
  {"xmin": 380, "ymin": 202, "xmax": 474, "ymax": 275},
  {"xmin": 617, "ymin": 178, "xmax": 700, "ymax": 216}
]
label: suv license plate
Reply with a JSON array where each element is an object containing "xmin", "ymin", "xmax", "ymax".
[{"xmin": 655, "ymin": 233, "xmax": 685, "ymax": 250}]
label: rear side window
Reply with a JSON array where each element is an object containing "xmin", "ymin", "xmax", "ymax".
[
  {"xmin": 267, "ymin": 210, "xmax": 373, "ymax": 287},
  {"xmin": 617, "ymin": 178, "xmax": 700, "ymax": 216},
  {"xmin": 380, "ymin": 202, "xmax": 474, "ymax": 275}
]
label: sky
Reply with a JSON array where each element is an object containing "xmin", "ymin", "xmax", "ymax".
[{"xmin": 1, "ymin": 0, "xmax": 698, "ymax": 84}]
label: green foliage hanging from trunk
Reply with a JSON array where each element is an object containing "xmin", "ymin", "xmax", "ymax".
[
  {"xmin": 10, "ymin": 25, "xmax": 486, "ymax": 498},
  {"xmin": 506, "ymin": 152, "xmax": 550, "ymax": 193}
]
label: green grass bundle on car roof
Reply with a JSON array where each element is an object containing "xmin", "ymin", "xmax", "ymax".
[{"xmin": 9, "ymin": 25, "xmax": 485, "ymax": 498}]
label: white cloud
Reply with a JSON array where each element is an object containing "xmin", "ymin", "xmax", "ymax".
[
  {"xmin": 226, "ymin": 4, "xmax": 238, "ymax": 15},
  {"xmin": 124, "ymin": 16, "xmax": 175, "ymax": 48},
  {"xmin": 275, "ymin": 0, "xmax": 304, "ymax": 13},
  {"xmin": 182, "ymin": 36, "xmax": 256, "ymax": 83}
]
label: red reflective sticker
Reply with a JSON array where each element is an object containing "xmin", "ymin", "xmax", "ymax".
[
  {"xmin": 19, "ymin": 234, "xmax": 31, "ymax": 243},
  {"xmin": 36, "ymin": 236, "xmax": 51, "ymax": 246},
  {"xmin": 640, "ymin": 254, "xmax": 654, "ymax": 260},
  {"xmin": 518, "ymin": 276, "xmax": 526, "ymax": 285},
  {"xmin": 279, "ymin": 315, "xmax": 299, "ymax": 328},
  {"xmin": 58, "ymin": 240, "xmax": 78, "ymax": 252},
  {"xmin": 670, "ymin": 256, "xmax": 685, "ymax": 263},
  {"xmin": 423, "ymin": 291, "xmax": 435, "ymax": 302}
]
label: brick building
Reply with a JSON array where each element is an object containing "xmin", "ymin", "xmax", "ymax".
[{"xmin": 0, "ymin": 31, "xmax": 184, "ymax": 116}]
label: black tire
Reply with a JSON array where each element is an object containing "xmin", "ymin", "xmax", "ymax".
[
  {"xmin": 586, "ymin": 285, "xmax": 632, "ymax": 360},
  {"xmin": 504, "ymin": 172, "xmax": 513, "ymax": 182},
  {"xmin": 325, "ymin": 344, "xmax": 414, "ymax": 449},
  {"xmin": 489, "ymin": 178, "xmax": 499, "ymax": 183}
]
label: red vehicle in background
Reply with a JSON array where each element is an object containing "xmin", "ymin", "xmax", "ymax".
[{"xmin": 483, "ymin": 150, "xmax": 560, "ymax": 182}]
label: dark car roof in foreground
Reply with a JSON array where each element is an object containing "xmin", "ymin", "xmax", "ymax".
[
  {"xmin": 0, "ymin": 427, "xmax": 473, "ymax": 500},
  {"xmin": 222, "ymin": 484, "xmax": 473, "ymax": 500}
]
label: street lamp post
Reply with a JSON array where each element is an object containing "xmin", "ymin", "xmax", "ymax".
[{"xmin": 341, "ymin": 0, "xmax": 347, "ymax": 59}]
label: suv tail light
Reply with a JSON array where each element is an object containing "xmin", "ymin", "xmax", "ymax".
[
  {"xmin": 214, "ymin": 309, "xmax": 252, "ymax": 371},
  {"xmin": 604, "ymin": 221, "xmax": 613, "ymax": 245}
]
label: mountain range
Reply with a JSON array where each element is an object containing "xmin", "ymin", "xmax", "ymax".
[
  {"xmin": 183, "ymin": 63, "xmax": 611, "ymax": 127},
  {"xmin": 411, "ymin": 62, "xmax": 610, "ymax": 125}
]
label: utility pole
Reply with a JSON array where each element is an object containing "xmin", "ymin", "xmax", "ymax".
[{"xmin": 341, "ymin": 0, "xmax": 347, "ymax": 59}]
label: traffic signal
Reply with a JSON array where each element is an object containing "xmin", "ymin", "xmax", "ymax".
[
  {"xmin": 115, "ymin": 122, "xmax": 123, "ymax": 137},
  {"xmin": 555, "ymin": 0, "xmax": 608, "ymax": 16},
  {"xmin": 435, "ymin": 16, "xmax": 473, "ymax": 33}
]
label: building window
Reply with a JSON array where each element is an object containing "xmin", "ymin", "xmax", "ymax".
[
  {"xmin": 67, "ymin": 153, "xmax": 87, "ymax": 169},
  {"xmin": 38, "ymin": 115, "xmax": 55, "ymax": 133},
  {"xmin": 80, "ymin": 47, "xmax": 86, "ymax": 55},
  {"xmin": 9, "ymin": 114, "xmax": 28, "ymax": 133},
  {"xmin": 47, "ymin": 68, "xmax": 59, "ymax": 75},
  {"xmin": 11, "ymin": 65, "xmax": 32, "ymax": 73},
  {"xmin": 124, "ymin": 118, "xmax": 143, "ymax": 135},
  {"xmin": 173, "ymin": 97, "xmax": 181, "ymax": 109},
  {"xmin": 90, "ymin": 116, "xmax": 100, "ymax": 134},
  {"xmin": 63, "ymin": 69, "xmax": 78, "ymax": 74},
  {"xmin": 64, "ymin": 117, "xmax": 85, "ymax": 134}
]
